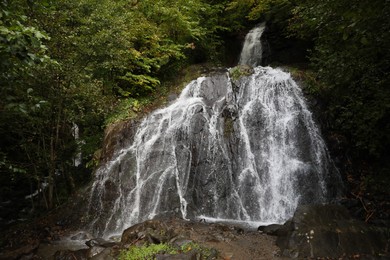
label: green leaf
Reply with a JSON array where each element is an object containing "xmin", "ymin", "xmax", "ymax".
[{"xmin": 360, "ymin": 37, "xmax": 369, "ymax": 45}]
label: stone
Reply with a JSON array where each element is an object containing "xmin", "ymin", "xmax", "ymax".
[
  {"xmin": 53, "ymin": 249, "xmax": 89, "ymax": 260},
  {"xmin": 85, "ymin": 238, "xmax": 117, "ymax": 248},
  {"xmin": 221, "ymin": 252, "xmax": 233, "ymax": 260},
  {"xmin": 257, "ymin": 224, "xmax": 283, "ymax": 236},
  {"xmin": 276, "ymin": 204, "xmax": 390, "ymax": 258},
  {"xmin": 0, "ymin": 241, "xmax": 39, "ymax": 260},
  {"xmin": 71, "ymin": 232, "xmax": 92, "ymax": 241},
  {"xmin": 121, "ymin": 220, "xmax": 176, "ymax": 245},
  {"xmin": 87, "ymin": 246, "xmax": 105, "ymax": 258},
  {"xmin": 90, "ymin": 248, "xmax": 116, "ymax": 260},
  {"xmin": 168, "ymin": 94, "xmax": 178, "ymax": 103},
  {"xmin": 156, "ymin": 251, "xmax": 199, "ymax": 260}
]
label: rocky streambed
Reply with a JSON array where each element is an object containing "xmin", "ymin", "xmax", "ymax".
[
  {"xmin": 0, "ymin": 216, "xmax": 283, "ymax": 260},
  {"xmin": 1, "ymin": 204, "xmax": 389, "ymax": 259}
]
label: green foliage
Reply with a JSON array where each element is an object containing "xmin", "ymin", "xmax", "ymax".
[
  {"xmin": 181, "ymin": 241, "xmax": 215, "ymax": 258},
  {"xmin": 52, "ymin": 0, "xmax": 227, "ymax": 97},
  {"xmin": 118, "ymin": 242, "xmax": 215, "ymax": 260},
  {"xmin": 288, "ymin": 0, "xmax": 390, "ymax": 158},
  {"xmin": 0, "ymin": 0, "xmax": 114, "ymax": 213},
  {"xmin": 0, "ymin": 6, "xmax": 50, "ymax": 70},
  {"xmin": 229, "ymin": 65, "xmax": 254, "ymax": 80},
  {"xmin": 105, "ymin": 98, "xmax": 150, "ymax": 125},
  {"xmin": 225, "ymin": 0, "xmax": 293, "ymax": 29},
  {"xmin": 0, "ymin": 0, "xmax": 231, "ymax": 222},
  {"xmin": 118, "ymin": 243, "xmax": 177, "ymax": 260}
]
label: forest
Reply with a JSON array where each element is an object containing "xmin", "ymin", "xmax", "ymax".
[{"xmin": 0, "ymin": 0, "xmax": 389, "ymax": 230}]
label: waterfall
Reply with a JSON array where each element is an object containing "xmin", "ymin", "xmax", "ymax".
[
  {"xmin": 86, "ymin": 24, "xmax": 341, "ymax": 237},
  {"xmin": 238, "ymin": 23, "xmax": 266, "ymax": 67}
]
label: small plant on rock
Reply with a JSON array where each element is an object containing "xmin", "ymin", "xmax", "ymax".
[
  {"xmin": 229, "ymin": 65, "xmax": 254, "ymax": 80},
  {"xmin": 118, "ymin": 243, "xmax": 177, "ymax": 260}
]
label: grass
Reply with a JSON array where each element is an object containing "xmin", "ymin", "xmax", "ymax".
[
  {"xmin": 119, "ymin": 243, "xmax": 177, "ymax": 260},
  {"xmin": 118, "ymin": 241, "xmax": 217, "ymax": 260},
  {"xmin": 180, "ymin": 241, "xmax": 215, "ymax": 259}
]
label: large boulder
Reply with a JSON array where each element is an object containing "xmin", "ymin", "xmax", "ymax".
[
  {"xmin": 121, "ymin": 220, "xmax": 177, "ymax": 246},
  {"xmin": 276, "ymin": 204, "xmax": 390, "ymax": 258}
]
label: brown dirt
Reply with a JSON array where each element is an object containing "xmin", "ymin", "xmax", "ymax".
[
  {"xmin": 175, "ymin": 220, "xmax": 286, "ymax": 260},
  {"xmin": 120, "ymin": 218, "xmax": 286, "ymax": 260},
  {"xmin": 204, "ymin": 232, "xmax": 284, "ymax": 260},
  {"xmin": 0, "ymin": 215, "xmax": 288, "ymax": 259}
]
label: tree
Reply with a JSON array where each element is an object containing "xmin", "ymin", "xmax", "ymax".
[
  {"xmin": 0, "ymin": 0, "xmax": 230, "ymax": 220},
  {"xmin": 289, "ymin": 0, "xmax": 390, "ymax": 158},
  {"xmin": 0, "ymin": 0, "xmax": 113, "ymax": 213}
]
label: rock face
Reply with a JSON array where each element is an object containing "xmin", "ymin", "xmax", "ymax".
[
  {"xmin": 276, "ymin": 204, "xmax": 390, "ymax": 258},
  {"xmin": 86, "ymin": 67, "xmax": 342, "ymax": 238},
  {"xmin": 85, "ymin": 24, "xmax": 342, "ymax": 238}
]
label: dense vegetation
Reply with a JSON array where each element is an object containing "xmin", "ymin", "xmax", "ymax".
[
  {"xmin": 0, "ymin": 0, "xmax": 389, "ymax": 226},
  {"xmin": 289, "ymin": 0, "xmax": 390, "ymax": 201},
  {"xmin": 0, "ymin": 0, "xmax": 227, "ymax": 223}
]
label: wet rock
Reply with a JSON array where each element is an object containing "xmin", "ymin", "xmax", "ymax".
[
  {"xmin": 100, "ymin": 120, "xmax": 139, "ymax": 164},
  {"xmin": 0, "ymin": 241, "xmax": 39, "ymax": 260},
  {"xmin": 276, "ymin": 204, "xmax": 390, "ymax": 258},
  {"xmin": 71, "ymin": 232, "xmax": 92, "ymax": 241},
  {"xmin": 19, "ymin": 253, "xmax": 35, "ymax": 260},
  {"xmin": 172, "ymin": 239, "xmax": 193, "ymax": 247},
  {"xmin": 53, "ymin": 248, "xmax": 89, "ymax": 260},
  {"xmin": 90, "ymin": 247, "xmax": 115, "ymax": 260},
  {"xmin": 156, "ymin": 251, "xmax": 199, "ymax": 260},
  {"xmin": 85, "ymin": 238, "xmax": 117, "ymax": 248},
  {"xmin": 121, "ymin": 220, "xmax": 176, "ymax": 245},
  {"xmin": 87, "ymin": 246, "xmax": 105, "ymax": 258},
  {"xmin": 168, "ymin": 94, "xmax": 178, "ymax": 103},
  {"xmin": 257, "ymin": 224, "xmax": 283, "ymax": 236}
]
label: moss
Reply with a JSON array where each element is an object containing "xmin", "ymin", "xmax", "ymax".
[
  {"xmin": 224, "ymin": 117, "xmax": 234, "ymax": 138},
  {"xmin": 279, "ymin": 66, "xmax": 325, "ymax": 96},
  {"xmin": 229, "ymin": 65, "xmax": 254, "ymax": 81},
  {"xmin": 118, "ymin": 241, "xmax": 217, "ymax": 260},
  {"xmin": 118, "ymin": 243, "xmax": 177, "ymax": 260},
  {"xmin": 105, "ymin": 98, "xmax": 143, "ymax": 125},
  {"xmin": 181, "ymin": 242, "xmax": 217, "ymax": 259}
]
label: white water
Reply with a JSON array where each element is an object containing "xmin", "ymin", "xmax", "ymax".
[
  {"xmin": 86, "ymin": 24, "xmax": 341, "ymax": 237},
  {"xmin": 239, "ymin": 23, "xmax": 266, "ymax": 67}
]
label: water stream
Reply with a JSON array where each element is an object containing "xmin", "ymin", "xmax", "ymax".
[{"xmin": 86, "ymin": 24, "xmax": 341, "ymax": 237}]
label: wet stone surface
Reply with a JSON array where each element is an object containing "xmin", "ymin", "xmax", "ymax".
[{"xmin": 276, "ymin": 204, "xmax": 390, "ymax": 259}]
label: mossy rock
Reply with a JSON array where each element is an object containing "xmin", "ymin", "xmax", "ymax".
[
  {"xmin": 224, "ymin": 117, "xmax": 234, "ymax": 138},
  {"xmin": 229, "ymin": 65, "xmax": 254, "ymax": 81}
]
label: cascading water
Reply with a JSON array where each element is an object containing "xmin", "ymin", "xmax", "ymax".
[
  {"xmin": 239, "ymin": 23, "xmax": 266, "ymax": 67},
  {"xmin": 87, "ymin": 24, "xmax": 341, "ymax": 237}
]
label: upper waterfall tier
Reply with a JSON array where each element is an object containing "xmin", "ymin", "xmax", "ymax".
[{"xmin": 238, "ymin": 23, "xmax": 266, "ymax": 67}]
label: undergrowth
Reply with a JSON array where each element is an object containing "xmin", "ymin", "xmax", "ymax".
[
  {"xmin": 229, "ymin": 65, "xmax": 254, "ymax": 80},
  {"xmin": 118, "ymin": 243, "xmax": 177, "ymax": 260},
  {"xmin": 105, "ymin": 63, "xmax": 212, "ymax": 126},
  {"xmin": 118, "ymin": 241, "xmax": 216, "ymax": 260}
]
